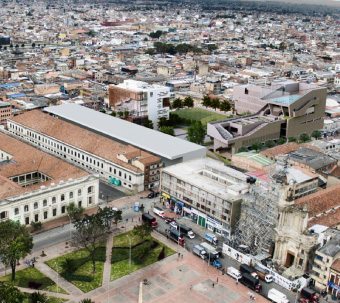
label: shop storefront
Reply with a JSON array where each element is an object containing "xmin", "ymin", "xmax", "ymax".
[{"xmin": 206, "ymin": 216, "xmax": 223, "ymax": 235}]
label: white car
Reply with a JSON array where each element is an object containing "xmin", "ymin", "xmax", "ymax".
[
  {"xmin": 227, "ymin": 267, "xmax": 242, "ymax": 280},
  {"xmin": 170, "ymin": 222, "xmax": 177, "ymax": 229}
]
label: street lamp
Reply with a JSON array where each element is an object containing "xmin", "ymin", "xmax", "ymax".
[{"xmin": 126, "ymin": 234, "xmax": 133, "ymax": 274}]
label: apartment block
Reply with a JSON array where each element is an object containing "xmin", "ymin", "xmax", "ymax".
[
  {"xmin": 160, "ymin": 157, "xmax": 248, "ymax": 238},
  {"xmin": 0, "ymin": 101, "xmax": 12, "ymax": 125},
  {"xmin": 109, "ymin": 80, "xmax": 170, "ymax": 130}
]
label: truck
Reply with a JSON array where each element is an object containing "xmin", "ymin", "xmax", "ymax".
[
  {"xmin": 169, "ymin": 229, "xmax": 185, "ymax": 246},
  {"xmin": 153, "ymin": 206, "xmax": 165, "ymax": 218},
  {"xmin": 240, "ymin": 264, "xmax": 259, "ymax": 280},
  {"xmin": 200, "ymin": 242, "xmax": 219, "ymax": 259},
  {"xmin": 193, "ymin": 244, "xmax": 206, "ymax": 259},
  {"xmin": 177, "ymin": 224, "xmax": 195, "ymax": 239},
  {"xmin": 240, "ymin": 273, "xmax": 262, "ymax": 293},
  {"xmin": 142, "ymin": 213, "xmax": 158, "ymax": 228},
  {"xmin": 300, "ymin": 288, "xmax": 319, "ymax": 303},
  {"xmin": 205, "ymin": 233, "xmax": 218, "ymax": 246},
  {"xmin": 268, "ymin": 288, "xmax": 289, "ymax": 303},
  {"xmin": 227, "ymin": 267, "xmax": 242, "ymax": 280},
  {"xmin": 211, "ymin": 258, "xmax": 222, "ymax": 269},
  {"xmin": 254, "ymin": 266, "xmax": 273, "ymax": 283}
]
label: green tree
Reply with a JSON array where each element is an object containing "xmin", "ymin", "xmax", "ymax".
[
  {"xmin": 79, "ymin": 299, "xmax": 95, "ymax": 303},
  {"xmin": 251, "ymin": 142, "xmax": 262, "ymax": 152},
  {"xmin": 237, "ymin": 146, "xmax": 248, "ymax": 153},
  {"xmin": 143, "ymin": 119, "xmax": 153, "ymax": 129},
  {"xmin": 29, "ymin": 291, "xmax": 47, "ymax": 303},
  {"xmin": 265, "ymin": 140, "xmax": 275, "ymax": 148},
  {"xmin": 27, "ymin": 25, "xmax": 34, "ymax": 30},
  {"xmin": 279, "ymin": 41, "xmax": 286, "ymax": 51},
  {"xmin": 118, "ymin": 111, "xmax": 124, "ymax": 118},
  {"xmin": 145, "ymin": 49, "xmax": 155, "ymax": 55},
  {"xmin": 210, "ymin": 97, "xmax": 220, "ymax": 111},
  {"xmin": 9, "ymin": 44, "xmax": 13, "ymax": 48},
  {"xmin": 158, "ymin": 117, "xmax": 168, "ymax": 129},
  {"xmin": 183, "ymin": 96, "xmax": 194, "ymax": 108},
  {"xmin": 133, "ymin": 222, "xmax": 153, "ymax": 239},
  {"xmin": 0, "ymin": 282, "xmax": 26, "ymax": 303},
  {"xmin": 0, "ymin": 221, "xmax": 33, "ymax": 281},
  {"xmin": 219, "ymin": 100, "xmax": 231, "ymax": 112},
  {"xmin": 311, "ymin": 130, "xmax": 322, "ymax": 140},
  {"xmin": 86, "ymin": 30, "xmax": 96, "ymax": 37},
  {"xmin": 66, "ymin": 202, "xmax": 84, "ymax": 222},
  {"xmin": 201, "ymin": 95, "xmax": 211, "ymax": 108},
  {"xmin": 277, "ymin": 138, "xmax": 287, "ymax": 145},
  {"xmin": 21, "ymin": 43, "xmax": 24, "ymax": 48},
  {"xmin": 61, "ymin": 258, "xmax": 77, "ymax": 273},
  {"xmin": 160, "ymin": 126, "xmax": 175, "ymax": 136},
  {"xmin": 15, "ymin": 44, "xmax": 19, "ymax": 48},
  {"xmin": 30, "ymin": 221, "xmax": 42, "ymax": 231},
  {"xmin": 172, "ymin": 98, "xmax": 183, "ymax": 110},
  {"xmin": 97, "ymin": 207, "xmax": 122, "ymax": 232},
  {"xmin": 124, "ymin": 110, "xmax": 129, "ymax": 117},
  {"xmin": 72, "ymin": 214, "xmax": 108, "ymax": 273},
  {"xmin": 32, "ymin": 42, "xmax": 35, "ymax": 48},
  {"xmin": 110, "ymin": 112, "xmax": 116, "ymax": 117},
  {"xmin": 299, "ymin": 133, "xmax": 310, "ymax": 143},
  {"xmin": 207, "ymin": 45, "xmax": 218, "ymax": 53},
  {"xmin": 288, "ymin": 137, "xmax": 297, "ymax": 143},
  {"xmin": 186, "ymin": 121, "xmax": 206, "ymax": 145}
]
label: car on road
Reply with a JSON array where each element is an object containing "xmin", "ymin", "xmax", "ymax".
[
  {"xmin": 147, "ymin": 192, "xmax": 159, "ymax": 199},
  {"xmin": 164, "ymin": 217, "xmax": 175, "ymax": 224},
  {"xmin": 169, "ymin": 221, "xmax": 178, "ymax": 229}
]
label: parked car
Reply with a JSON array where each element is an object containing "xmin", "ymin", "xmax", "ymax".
[{"xmin": 147, "ymin": 192, "xmax": 159, "ymax": 199}]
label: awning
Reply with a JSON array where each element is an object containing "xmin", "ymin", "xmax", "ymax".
[{"xmin": 162, "ymin": 193, "xmax": 170, "ymax": 199}]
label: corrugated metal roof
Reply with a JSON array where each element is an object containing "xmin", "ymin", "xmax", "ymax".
[{"xmin": 44, "ymin": 104, "xmax": 206, "ymax": 161}]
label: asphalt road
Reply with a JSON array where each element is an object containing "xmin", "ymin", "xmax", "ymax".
[{"xmin": 99, "ymin": 181, "xmax": 125, "ymax": 202}]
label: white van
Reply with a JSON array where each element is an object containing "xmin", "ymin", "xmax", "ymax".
[
  {"xmin": 268, "ymin": 288, "xmax": 289, "ymax": 303},
  {"xmin": 227, "ymin": 267, "xmax": 242, "ymax": 280}
]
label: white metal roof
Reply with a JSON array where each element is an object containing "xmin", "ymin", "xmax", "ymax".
[{"xmin": 44, "ymin": 104, "xmax": 206, "ymax": 161}]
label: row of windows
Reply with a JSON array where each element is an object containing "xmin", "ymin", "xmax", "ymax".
[
  {"xmin": 14, "ymin": 187, "xmax": 94, "ymax": 215},
  {"xmin": 10, "ymin": 123, "xmax": 135, "ymax": 183}
]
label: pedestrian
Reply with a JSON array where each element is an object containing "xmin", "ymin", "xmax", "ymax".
[
  {"xmin": 216, "ymin": 277, "xmax": 218, "ymax": 283},
  {"xmin": 181, "ymin": 254, "xmax": 183, "ymax": 259},
  {"xmin": 139, "ymin": 217, "xmax": 140, "ymax": 222},
  {"xmin": 212, "ymin": 283, "xmax": 215, "ymax": 288},
  {"xmin": 236, "ymin": 278, "xmax": 238, "ymax": 285},
  {"xmin": 326, "ymin": 296, "xmax": 328, "ymax": 302},
  {"xmin": 249, "ymin": 293, "xmax": 252, "ymax": 299},
  {"xmin": 148, "ymin": 211, "xmax": 149, "ymax": 214},
  {"xmin": 190, "ymin": 285, "xmax": 192, "ymax": 290},
  {"xmin": 178, "ymin": 252, "xmax": 180, "ymax": 258}
]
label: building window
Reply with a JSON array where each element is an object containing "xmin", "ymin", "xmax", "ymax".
[
  {"xmin": 61, "ymin": 194, "xmax": 65, "ymax": 201},
  {"xmin": 69, "ymin": 192, "xmax": 73, "ymax": 199},
  {"xmin": 25, "ymin": 217, "xmax": 30, "ymax": 225},
  {"xmin": 34, "ymin": 214, "xmax": 39, "ymax": 222},
  {"xmin": 34, "ymin": 202, "xmax": 38, "ymax": 209},
  {"xmin": 316, "ymin": 255, "xmax": 323, "ymax": 261},
  {"xmin": 53, "ymin": 209, "xmax": 57, "ymax": 216},
  {"xmin": 61, "ymin": 206, "xmax": 66, "ymax": 213},
  {"xmin": 52, "ymin": 197, "xmax": 56, "ymax": 204},
  {"xmin": 88, "ymin": 197, "xmax": 93, "ymax": 204},
  {"xmin": 43, "ymin": 199, "xmax": 47, "ymax": 207},
  {"xmin": 78, "ymin": 201, "xmax": 82, "ymax": 207},
  {"xmin": 88, "ymin": 186, "xmax": 94, "ymax": 194},
  {"xmin": 119, "ymin": 171, "xmax": 121, "ymax": 177},
  {"xmin": 44, "ymin": 211, "xmax": 48, "ymax": 219},
  {"xmin": 78, "ymin": 189, "xmax": 82, "ymax": 196},
  {"xmin": 0, "ymin": 211, "xmax": 8, "ymax": 219},
  {"xmin": 24, "ymin": 205, "xmax": 29, "ymax": 212}
]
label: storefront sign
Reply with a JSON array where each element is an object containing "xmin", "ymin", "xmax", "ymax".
[
  {"xmin": 207, "ymin": 216, "xmax": 221, "ymax": 226},
  {"xmin": 162, "ymin": 193, "xmax": 170, "ymax": 199},
  {"xmin": 328, "ymin": 281, "xmax": 340, "ymax": 292},
  {"xmin": 183, "ymin": 207, "xmax": 191, "ymax": 214}
]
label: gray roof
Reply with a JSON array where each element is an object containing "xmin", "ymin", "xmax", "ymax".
[
  {"xmin": 44, "ymin": 104, "xmax": 206, "ymax": 161},
  {"xmin": 289, "ymin": 148, "xmax": 337, "ymax": 170}
]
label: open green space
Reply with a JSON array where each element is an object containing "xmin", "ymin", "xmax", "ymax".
[
  {"xmin": 173, "ymin": 108, "xmax": 229, "ymax": 125},
  {"xmin": 110, "ymin": 230, "xmax": 175, "ymax": 281},
  {"xmin": 45, "ymin": 244, "xmax": 106, "ymax": 293},
  {"xmin": 0, "ymin": 267, "xmax": 68, "ymax": 294}
]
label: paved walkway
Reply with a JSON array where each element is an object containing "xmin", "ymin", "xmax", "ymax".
[
  {"xmin": 17, "ymin": 287, "xmax": 71, "ymax": 300},
  {"xmin": 102, "ymin": 233, "xmax": 114, "ymax": 285}
]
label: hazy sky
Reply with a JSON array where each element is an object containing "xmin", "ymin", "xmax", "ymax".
[{"xmin": 248, "ymin": 0, "xmax": 340, "ymax": 8}]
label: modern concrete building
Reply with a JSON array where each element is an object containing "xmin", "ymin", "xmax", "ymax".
[
  {"xmin": 0, "ymin": 133, "xmax": 99, "ymax": 226},
  {"xmin": 160, "ymin": 157, "xmax": 249, "ymax": 238},
  {"xmin": 0, "ymin": 101, "xmax": 12, "ymax": 125},
  {"xmin": 8, "ymin": 110, "xmax": 162, "ymax": 192},
  {"xmin": 207, "ymin": 81, "xmax": 326, "ymax": 156},
  {"xmin": 109, "ymin": 80, "xmax": 170, "ymax": 130}
]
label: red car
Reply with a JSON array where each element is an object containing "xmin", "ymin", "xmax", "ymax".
[
  {"xmin": 164, "ymin": 217, "xmax": 176, "ymax": 224},
  {"xmin": 298, "ymin": 299, "xmax": 310, "ymax": 303}
]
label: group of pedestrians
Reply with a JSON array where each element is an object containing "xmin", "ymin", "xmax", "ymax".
[
  {"xmin": 24, "ymin": 257, "xmax": 36, "ymax": 268},
  {"xmin": 177, "ymin": 252, "xmax": 183, "ymax": 259}
]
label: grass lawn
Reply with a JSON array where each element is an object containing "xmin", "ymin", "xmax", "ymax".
[
  {"xmin": 173, "ymin": 108, "xmax": 228, "ymax": 125},
  {"xmin": 45, "ymin": 244, "xmax": 106, "ymax": 293},
  {"xmin": 110, "ymin": 230, "xmax": 175, "ymax": 281},
  {"xmin": 0, "ymin": 267, "xmax": 68, "ymax": 294},
  {"xmin": 23, "ymin": 295, "xmax": 68, "ymax": 303}
]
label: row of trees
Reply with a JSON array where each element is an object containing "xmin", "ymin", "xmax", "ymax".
[
  {"xmin": 0, "ymin": 43, "xmax": 42, "ymax": 50},
  {"xmin": 171, "ymin": 96, "xmax": 194, "ymax": 109},
  {"xmin": 201, "ymin": 95, "xmax": 232, "ymax": 112},
  {"xmin": 237, "ymin": 130, "xmax": 323, "ymax": 153},
  {"xmin": 146, "ymin": 42, "xmax": 203, "ymax": 56}
]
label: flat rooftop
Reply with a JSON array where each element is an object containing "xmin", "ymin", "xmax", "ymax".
[
  {"xmin": 162, "ymin": 157, "xmax": 248, "ymax": 200},
  {"xmin": 44, "ymin": 104, "xmax": 206, "ymax": 161}
]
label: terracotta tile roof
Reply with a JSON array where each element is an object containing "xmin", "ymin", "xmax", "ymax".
[
  {"xmin": 329, "ymin": 165, "xmax": 340, "ymax": 177},
  {"xmin": 260, "ymin": 142, "xmax": 299, "ymax": 159},
  {"xmin": 10, "ymin": 110, "xmax": 161, "ymax": 173},
  {"xmin": 0, "ymin": 133, "xmax": 89, "ymax": 200},
  {"xmin": 331, "ymin": 259, "xmax": 340, "ymax": 272},
  {"xmin": 307, "ymin": 207, "xmax": 340, "ymax": 228},
  {"xmin": 295, "ymin": 184, "xmax": 340, "ymax": 218}
]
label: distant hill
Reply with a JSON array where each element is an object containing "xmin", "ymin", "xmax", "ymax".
[{"xmin": 244, "ymin": 0, "xmax": 340, "ymax": 8}]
